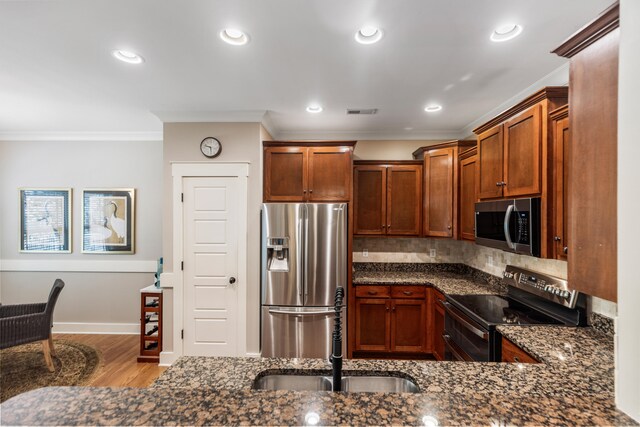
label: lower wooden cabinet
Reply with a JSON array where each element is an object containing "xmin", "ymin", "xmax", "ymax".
[
  {"xmin": 432, "ymin": 289, "xmax": 446, "ymax": 361},
  {"xmin": 501, "ymin": 337, "xmax": 538, "ymax": 364},
  {"xmin": 354, "ymin": 285, "xmax": 429, "ymax": 355}
]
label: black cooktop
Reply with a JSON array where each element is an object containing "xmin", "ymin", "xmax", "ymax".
[{"xmin": 446, "ymin": 294, "xmax": 562, "ymax": 329}]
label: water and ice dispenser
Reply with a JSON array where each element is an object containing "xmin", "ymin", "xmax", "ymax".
[{"xmin": 265, "ymin": 237, "xmax": 289, "ymax": 272}]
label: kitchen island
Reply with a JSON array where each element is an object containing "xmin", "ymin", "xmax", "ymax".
[{"xmin": 1, "ymin": 267, "xmax": 636, "ymax": 426}]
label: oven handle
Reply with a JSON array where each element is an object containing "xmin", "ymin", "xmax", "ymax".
[
  {"xmin": 442, "ymin": 301, "xmax": 489, "ymax": 341},
  {"xmin": 504, "ymin": 204, "xmax": 515, "ymax": 249},
  {"xmin": 443, "ymin": 334, "xmax": 475, "ymax": 362}
]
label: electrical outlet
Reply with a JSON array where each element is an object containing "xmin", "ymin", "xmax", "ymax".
[
  {"xmin": 488, "ymin": 256, "xmax": 494, "ymax": 266},
  {"xmin": 429, "ymin": 249, "xmax": 436, "ymax": 258},
  {"xmin": 362, "ymin": 249, "xmax": 368, "ymax": 257}
]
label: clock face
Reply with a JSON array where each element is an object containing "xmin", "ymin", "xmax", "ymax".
[{"xmin": 200, "ymin": 137, "xmax": 222, "ymax": 158}]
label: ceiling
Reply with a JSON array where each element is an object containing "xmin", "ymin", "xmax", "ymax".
[{"xmin": 0, "ymin": 0, "xmax": 611, "ymax": 140}]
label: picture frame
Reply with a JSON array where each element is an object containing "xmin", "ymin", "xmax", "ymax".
[
  {"xmin": 20, "ymin": 188, "xmax": 72, "ymax": 253},
  {"xmin": 82, "ymin": 188, "xmax": 135, "ymax": 254}
]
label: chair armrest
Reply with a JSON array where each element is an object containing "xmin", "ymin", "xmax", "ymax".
[{"xmin": 0, "ymin": 303, "xmax": 46, "ymax": 318}]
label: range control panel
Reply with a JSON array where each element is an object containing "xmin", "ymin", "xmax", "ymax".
[{"xmin": 502, "ymin": 265, "xmax": 579, "ymax": 309}]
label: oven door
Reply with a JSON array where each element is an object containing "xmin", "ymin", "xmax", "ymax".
[{"xmin": 442, "ymin": 301, "xmax": 491, "ymax": 362}]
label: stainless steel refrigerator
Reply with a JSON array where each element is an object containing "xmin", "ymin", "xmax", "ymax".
[{"xmin": 261, "ymin": 203, "xmax": 347, "ymax": 359}]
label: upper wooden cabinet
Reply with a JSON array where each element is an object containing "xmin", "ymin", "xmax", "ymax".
[
  {"xmin": 353, "ymin": 161, "xmax": 422, "ymax": 236},
  {"xmin": 553, "ymin": 3, "xmax": 619, "ymax": 302},
  {"xmin": 414, "ymin": 141, "xmax": 475, "ymax": 239},
  {"xmin": 263, "ymin": 141, "xmax": 356, "ymax": 202},
  {"xmin": 459, "ymin": 147, "xmax": 478, "ymax": 242},
  {"xmin": 550, "ymin": 105, "xmax": 569, "ymax": 261},
  {"xmin": 474, "ymin": 88, "xmax": 567, "ymax": 201}
]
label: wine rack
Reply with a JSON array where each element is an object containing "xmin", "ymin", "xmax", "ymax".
[{"xmin": 138, "ymin": 286, "xmax": 163, "ymax": 363}]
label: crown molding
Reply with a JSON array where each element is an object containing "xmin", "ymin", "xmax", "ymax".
[
  {"xmin": 260, "ymin": 111, "xmax": 279, "ymax": 140},
  {"xmin": 459, "ymin": 63, "xmax": 570, "ymax": 138},
  {"xmin": 552, "ymin": 2, "xmax": 619, "ymax": 58},
  {"xmin": 0, "ymin": 131, "xmax": 162, "ymax": 142},
  {"xmin": 275, "ymin": 129, "xmax": 461, "ymax": 141},
  {"xmin": 152, "ymin": 110, "xmax": 267, "ymax": 123}
]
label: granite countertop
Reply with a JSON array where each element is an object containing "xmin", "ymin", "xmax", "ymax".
[
  {"xmin": 1, "ymin": 264, "xmax": 637, "ymax": 426},
  {"xmin": 352, "ymin": 263, "xmax": 506, "ymax": 295}
]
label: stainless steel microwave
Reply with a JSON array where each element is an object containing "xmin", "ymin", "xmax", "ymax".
[{"xmin": 475, "ymin": 198, "xmax": 541, "ymax": 257}]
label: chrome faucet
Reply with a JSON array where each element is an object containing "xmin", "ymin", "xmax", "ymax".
[{"xmin": 330, "ymin": 286, "xmax": 344, "ymax": 391}]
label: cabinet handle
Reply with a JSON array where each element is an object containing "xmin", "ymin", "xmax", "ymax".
[
  {"xmin": 368, "ymin": 290, "xmax": 378, "ymax": 295},
  {"xmin": 402, "ymin": 291, "xmax": 412, "ymax": 296}
]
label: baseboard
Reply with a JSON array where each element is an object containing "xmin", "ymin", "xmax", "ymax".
[
  {"xmin": 159, "ymin": 351, "xmax": 179, "ymax": 366},
  {"xmin": 53, "ymin": 322, "xmax": 139, "ymax": 335}
]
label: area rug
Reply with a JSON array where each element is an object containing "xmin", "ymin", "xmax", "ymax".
[{"xmin": 0, "ymin": 339, "xmax": 101, "ymax": 402}]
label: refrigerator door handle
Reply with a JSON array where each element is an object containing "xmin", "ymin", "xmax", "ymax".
[
  {"xmin": 303, "ymin": 204, "xmax": 309, "ymax": 303},
  {"xmin": 298, "ymin": 206, "xmax": 305, "ymax": 298},
  {"xmin": 268, "ymin": 308, "xmax": 336, "ymax": 316}
]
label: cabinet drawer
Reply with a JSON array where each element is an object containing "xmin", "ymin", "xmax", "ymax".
[
  {"xmin": 391, "ymin": 286, "xmax": 426, "ymax": 299},
  {"xmin": 501, "ymin": 337, "xmax": 538, "ymax": 363},
  {"xmin": 355, "ymin": 286, "xmax": 390, "ymax": 298}
]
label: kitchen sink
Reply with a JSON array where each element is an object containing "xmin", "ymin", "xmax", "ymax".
[{"xmin": 253, "ymin": 372, "xmax": 420, "ymax": 393}]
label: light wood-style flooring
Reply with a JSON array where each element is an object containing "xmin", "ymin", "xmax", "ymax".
[{"xmin": 54, "ymin": 334, "xmax": 166, "ymax": 387}]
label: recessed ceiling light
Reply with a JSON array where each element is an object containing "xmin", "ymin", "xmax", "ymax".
[
  {"xmin": 490, "ymin": 24, "xmax": 523, "ymax": 42},
  {"xmin": 424, "ymin": 105, "xmax": 442, "ymax": 113},
  {"xmin": 404, "ymin": 127, "xmax": 414, "ymax": 131},
  {"xmin": 112, "ymin": 50, "xmax": 144, "ymax": 64},
  {"xmin": 220, "ymin": 28, "xmax": 249, "ymax": 46},
  {"xmin": 306, "ymin": 105, "xmax": 323, "ymax": 113},
  {"xmin": 355, "ymin": 26, "xmax": 383, "ymax": 44}
]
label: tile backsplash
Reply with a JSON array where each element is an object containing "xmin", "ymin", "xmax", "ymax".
[{"xmin": 353, "ymin": 237, "xmax": 617, "ymax": 320}]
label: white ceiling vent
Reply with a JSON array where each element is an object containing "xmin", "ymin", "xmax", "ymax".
[{"xmin": 347, "ymin": 108, "xmax": 378, "ymax": 115}]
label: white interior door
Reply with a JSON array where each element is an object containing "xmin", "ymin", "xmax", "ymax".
[{"xmin": 183, "ymin": 176, "xmax": 239, "ymax": 356}]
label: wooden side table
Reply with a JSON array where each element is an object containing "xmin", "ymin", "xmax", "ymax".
[{"xmin": 137, "ymin": 285, "xmax": 162, "ymax": 363}]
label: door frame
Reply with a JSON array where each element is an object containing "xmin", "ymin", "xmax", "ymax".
[{"xmin": 171, "ymin": 162, "xmax": 249, "ymax": 362}]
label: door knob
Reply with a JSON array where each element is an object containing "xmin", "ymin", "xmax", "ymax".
[{"xmin": 229, "ymin": 277, "xmax": 236, "ymax": 284}]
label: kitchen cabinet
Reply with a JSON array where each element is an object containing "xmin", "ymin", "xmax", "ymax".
[
  {"xmin": 550, "ymin": 105, "xmax": 569, "ymax": 261},
  {"xmin": 553, "ymin": 3, "xmax": 619, "ymax": 302},
  {"xmin": 501, "ymin": 337, "xmax": 538, "ymax": 364},
  {"xmin": 459, "ymin": 147, "xmax": 478, "ymax": 241},
  {"xmin": 472, "ymin": 87, "xmax": 568, "ymax": 258},
  {"xmin": 353, "ymin": 285, "xmax": 429, "ymax": 355},
  {"xmin": 413, "ymin": 141, "xmax": 475, "ymax": 238},
  {"xmin": 353, "ymin": 161, "xmax": 422, "ymax": 236},
  {"xmin": 263, "ymin": 141, "xmax": 356, "ymax": 202},
  {"xmin": 431, "ymin": 289, "xmax": 446, "ymax": 361}
]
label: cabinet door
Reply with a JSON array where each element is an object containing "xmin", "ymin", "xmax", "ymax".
[
  {"xmin": 553, "ymin": 116, "xmax": 570, "ymax": 260},
  {"xmin": 424, "ymin": 148, "xmax": 455, "ymax": 237},
  {"xmin": 390, "ymin": 299, "xmax": 426, "ymax": 353},
  {"xmin": 264, "ymin": 147, "xmax": 307, "ymax": 202},
  {"xmin": 432, "ymin": 291, "xmax": 446, "ymax": 361},
  {"xmin": 354, "ymin": 166, "xmax": 387, "ymax": 235},
  {"xmin": 387, "ymin": 165, "xmax": 422, "ymax": 236},
  {"xmin": 355, "ymin": 299, "xmax": 390, "ymax": 351},
  {"xmin": 459, "ymin": 154, "xmax": 478, "ymax": 241},
  {"xmin": 308, "ymin": 147, "xmax": 352, "ymax": 202},
  {"xmin": 477, "ymin": 125, "xmax": 504, "ymax": 199},
  {"xmin": 503, "ymin": 104, "xmax": 542, "ymax": 197}
]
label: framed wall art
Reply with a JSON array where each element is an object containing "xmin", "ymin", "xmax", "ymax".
[
  {"xmin": 82, "ymin": 188, "xmax": 135, "ymax": 254},
  {"xmin": 20, "ymin": 188, "xmax": 72, "ymax": 253}
]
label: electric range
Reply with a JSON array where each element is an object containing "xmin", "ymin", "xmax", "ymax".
[{"xmin": 442, "ymin": 265, "xmax": 587, "ymax": 362}]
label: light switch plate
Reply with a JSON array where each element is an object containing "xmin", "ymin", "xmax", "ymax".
[
  {"xmin": 429, "ymin": 249, "xmax": 436, "ymax": 258},
  {"xmin": 362, "ymin": 249, "xmax": 368, "ymax": 257}
]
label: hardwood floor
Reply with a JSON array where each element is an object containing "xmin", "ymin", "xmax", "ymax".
[{"xmin": 53, "ymin": 334, "xmax": 166, "ymax": 387}]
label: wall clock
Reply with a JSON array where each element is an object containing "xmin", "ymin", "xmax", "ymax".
[{"xmin": 200, "ymin": 137, "xmax": 222, "ymax": 158}]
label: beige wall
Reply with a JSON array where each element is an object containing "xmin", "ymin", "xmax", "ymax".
[
  {"xmin": 162, "ymin": 122, "xmax": 263, "ymax": 354},
  {"xmin": 0, "ymin": 140, "xmax": 162, "ymax": 329},
  {"xmin": 353, "ymin": 140, "xmax": 450, "ymax": 160}
]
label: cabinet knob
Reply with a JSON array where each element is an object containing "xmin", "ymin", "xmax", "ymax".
[
  {"xmin": 563, "ymin": 247, "xmax": 568, "ymax": 254},
  {"xmin": 496, "ymin": 182, "xmax": 501, "ymax": 187},
  {"xmin": 387, "ymin": 224, "xmax": 391, "ymax": 229},
  {"xmin": 368, "ymin": 290, "xmax": 377, "ymax": 295},
  {"xmin": 303, "ymin": 190, "xmax": 307, "ymax": 193},
  {"xmin": 403, "ymin": 291, "xmax": 412, "ymax": 296},
  {"xmin": 447, "ymin": 225, "xmax": 452, "ymax": 230},
  {"xmin": 554, "ymin": 236, "xmax": 561, "ymax": 241},
  {"xmin": 514, "ymin": 356, "xmax": 520, "ymax": 363},
  {"xmin": 309, "ymin": 189, "xmax": 313, "ymax": 193}
]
